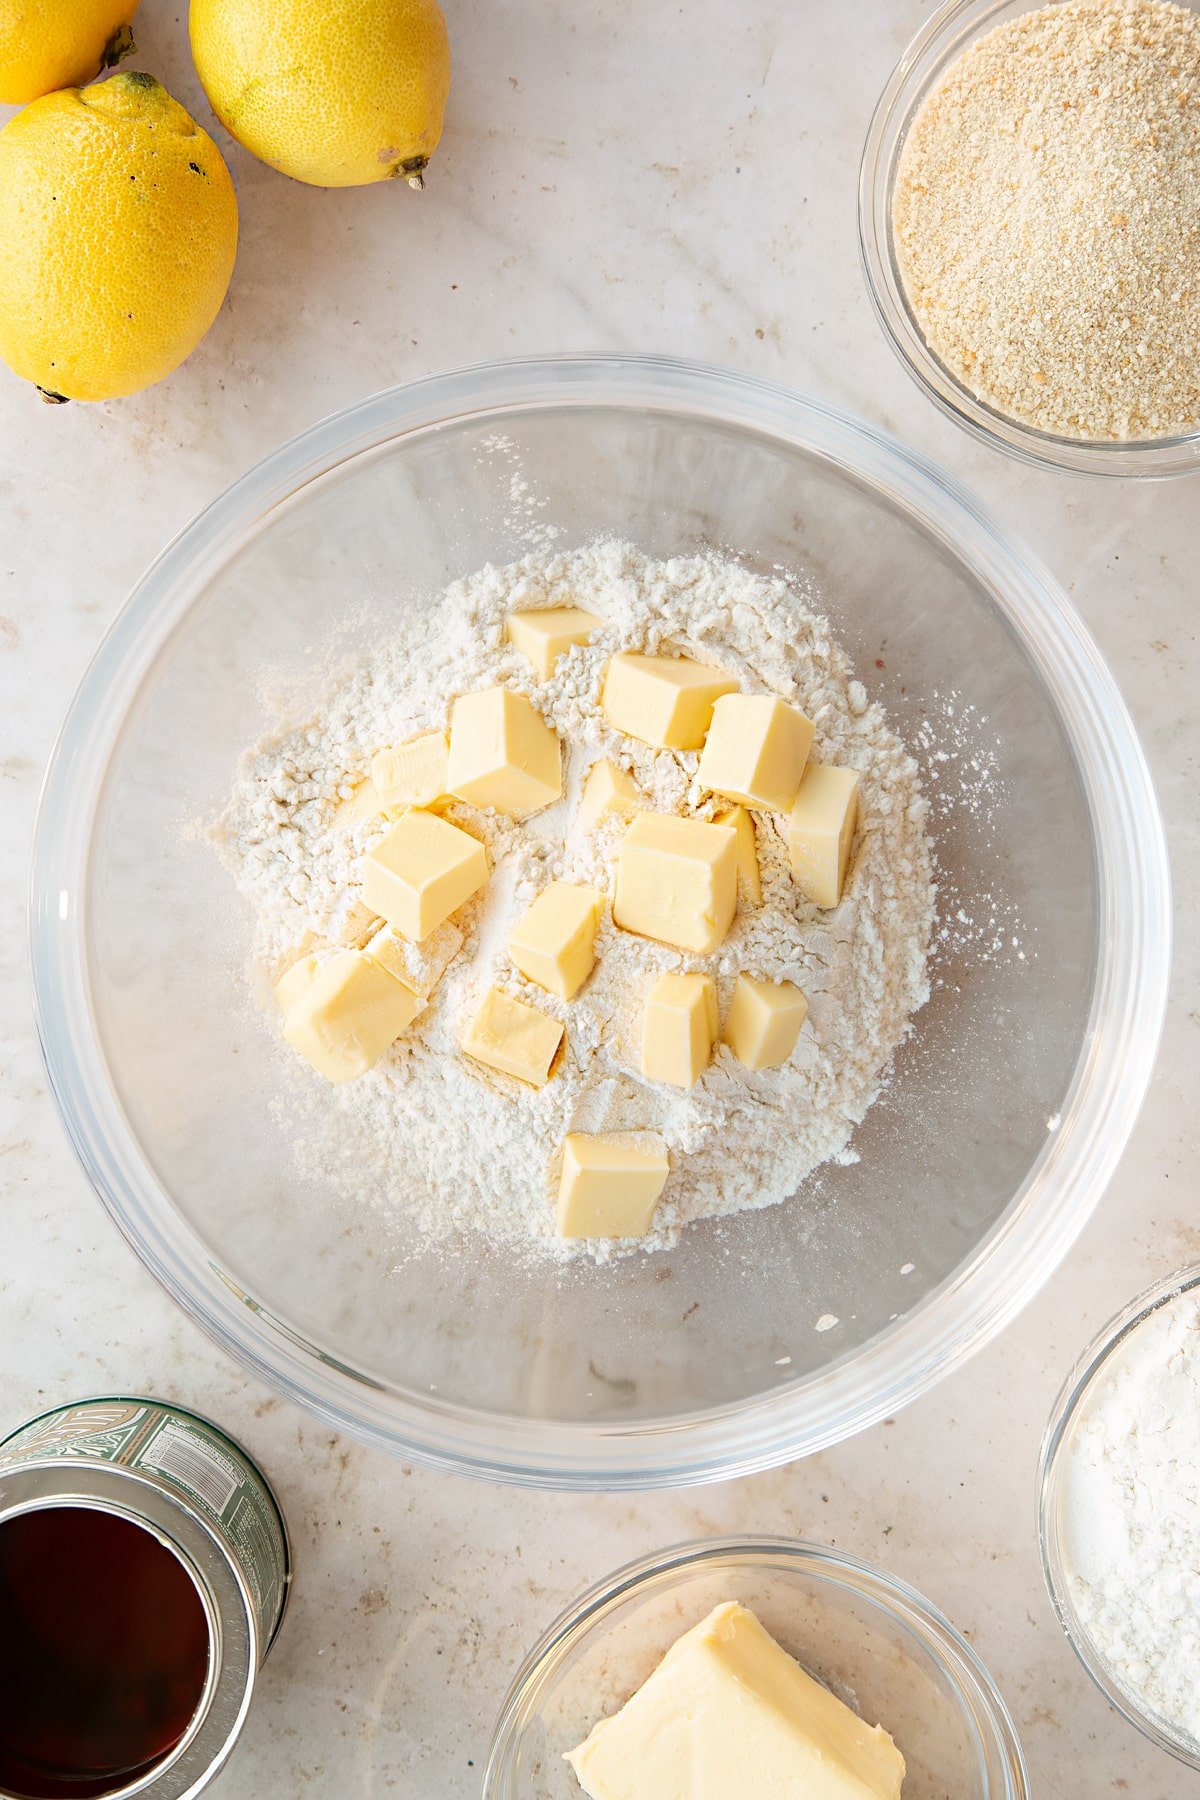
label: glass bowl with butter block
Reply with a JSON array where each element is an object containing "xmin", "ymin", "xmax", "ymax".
[
  {"xmin": 484, "ymin": 1537, "xmax": 1029, "ymax": 1798},
  {"xmin": 30, "ymin": 355, "xmax": 1168, "ymax": 1487}
]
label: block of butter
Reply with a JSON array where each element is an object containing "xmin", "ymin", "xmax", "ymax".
[
  {"xmin": 509, "ymin": 882, "xmax": 605, "ymax": 1000},
  {"xmin": 361, "ymin": 809, "xmax": 487, "ymax": 942},
  {"xmin": 557, "ymin": 1133, "xmax": 669, "ymax": 1239},
  {"xmin": 567, "ymin": 1600, "xmax": 906, "ymax": 1800},
  {"xmin": 272, "ymin": 953, "xmax": 319, "ymax": 1016},
  {"xmin": 725, "ymin": 973, "xmax": 808, "ymax": 1071},
  {"xmin": 370, "ymin": 730, "xmax": 450, "ymax": 811},
  {"xmin": 578, "ymin": 758, "xmax": 642, "ymax": 830},
  {"xmin": 601, "ymin": 651, "xmax": 738, "ymax": 750},
  {"xmin": 507, "ymin": 605, "xmax": 604, "ymax": 679},
  {"xmin": 788, "ymin": 764, "xmax": 860, "ymax": 909},
  {"xmin": 364, "ymin": 919, "xmax": 462, "ymax": 997},
  {"xmin": 281, "ymin": 949, "xmax": 424, "ymax": 1084},
  {"xmin": 335, "ymin": 896, "xmax": 384, "ymax": 948},
  {"xmin": 334, "ymin": 776, "xmax": 391, "ymax": 824},
  {"xmin": 462, "ymin": 986, "xmax": 564, "ymax": 1087},
  {"xmin": 714, "ymin": 804, "xmax": 762, "ymax": 906},
  {"xmin": 446, "ymin": 686, "xmax": 563, "ymax": 817},
  {"xmin": 698, "ymin": 692, "xmax": 814, "ymax": 812},
  {"xmin": 641, "ymin": 972, "xmax": 718, "ymax": 1088},
  {"xmin": 614, "ymin": 813, "xmax": 737, "ymax": 954}
]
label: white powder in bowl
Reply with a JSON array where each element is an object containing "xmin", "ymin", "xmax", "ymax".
[
  {"xmin": 214, "ymin": 539, "xmax": 935, "ymax": 1263},
  {"xmin": 1059, "ymin": 1288, "xmax": 1200, "ymax": 1748}
]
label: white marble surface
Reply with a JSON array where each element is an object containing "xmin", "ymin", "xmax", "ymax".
[{"xmin": 1, "ymin": 2, "xmax": 1197, "ymax": 1794}]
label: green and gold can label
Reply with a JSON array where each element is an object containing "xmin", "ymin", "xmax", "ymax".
[{"xmin": 0, "ymin": 1397, "xmax": 290, "ymax": 1655}]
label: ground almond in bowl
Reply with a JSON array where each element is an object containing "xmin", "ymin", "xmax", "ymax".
[{"xmin": 893, "ymin": 0, "xmax": 1200, "ymax": 442}]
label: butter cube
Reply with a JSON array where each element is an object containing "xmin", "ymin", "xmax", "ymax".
[
  {"xmin": 334, "ymin": 776, "xmax": 390, "ymax": 824},
  {"xmin": 282, "ymin": 949, "xmax": 424, "ymax": 1084},
  {"xmin": 556, "ymin": 1134, "xmax": 669, "ymax": 1239},
  {"xmin": 578, "ymin": 758, "xmax": 642, "ymax": 830},
  {"xmin": 698, "ymin": 693, "xmax": 814, "ymax": 811},
  {"xmin": 601, "ymin": 652, "xmax": 738, "ymax": 750},
  {"xmin": 335, "ymin": 896, "xmax": 384, "ymax": 948},
  {"xmin": 614, "ymin": 813, "xmax": 737, "ymax": 953},
  {"xmin": 370, "ymin": 731, "xmax": 450, "ymax": 810},
  {"xmin": 567, "ymin": 1600, "xmax": 905, "ymax": 1800},
  {"xmin": 364, "ymin": 920, "xmax": 462, "ymax": 997},
  {"xmin": 788, "ymin": 764, "xmax": 860, "ymax": 908},
  {"xmin": 509, "ymin": 882, "xmax": 605, "ymax": 1000},
  {"xmin": 714, "ymin": 805, "xmax": 762, "ymax": 905},
  {"xmin": 446, "ymin": 686, "xmax": 562, "ymax": 817},
  {"xmin": 641, "ymin": 973, "xmax": 718, "ymax": 1088},
  {"xmin": 272, "ymin": 954, "xmax": 319, "ymax": 1016},
  {"xmin": 725, "ymin": 974, "xmax": 808, "ymax": 1070},
  {"xmin": 507, "ymin": 605, "xmax": 604, "ymax": 679},
  {"xmin": 462, "ymin": 986, "xmax": 564, "ymax": 1087},
  {"xmin": 361, "ymin": 809, "xmax": 487, "ymax": 942}
]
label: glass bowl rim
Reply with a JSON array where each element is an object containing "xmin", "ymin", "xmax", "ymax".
[
  {"xmin": 1037, "ymin": 1263, "xmax": 1200, "ymax": 1770},
  {"xmin": 483, "ymin": 1532, "xmax": 1031, "ymax": 1798},
  {"xmin": 858, "ymin": 0, "xmax": 1200, "ymax": 478},
  {"xmin": 28, "ymin": 351, "xmax": 1171, "ymax": 1488}
]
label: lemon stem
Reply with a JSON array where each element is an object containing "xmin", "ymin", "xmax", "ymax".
[
  {"xmin": 37, "ymin": 388, "xmax": 69, "ymax": 406},
  {"xmin": 397, "ymin": 155, "xmax": 428, "ymax": 190},
  {"xmin": 100, "ymin": 24, "xmax": 136, "ymax": 71}
]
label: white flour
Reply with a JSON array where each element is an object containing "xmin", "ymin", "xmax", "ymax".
[
  {"xmin": 1061, "ymin": 1290, "xmax": 1200, "ymax": 1744},
  {"xmin": 215, "ymin": 539, "xmax": 935, "ymax": 1263}
]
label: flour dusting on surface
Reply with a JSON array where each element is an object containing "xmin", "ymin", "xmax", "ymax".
[{"xmin": 214, "ymin": 539, "xmax": 936, "ymax": 1263}]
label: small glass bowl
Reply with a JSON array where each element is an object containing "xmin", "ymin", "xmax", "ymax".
[
  {"xmin": 484, "ymin": 1537, "xmax": 1029, "ymax": 1798},
  {"xmin": 1038, "ymin": 1265, "xmax": 1200, "ymax": 1770},
  {"xmin": 859, "ymin": 0, "xmax": 1200, "ymax": 477}
]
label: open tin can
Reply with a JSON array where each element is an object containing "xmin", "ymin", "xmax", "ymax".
[{"xmin": 0, "ymin": 1397, "xmax": 291, "ymax": 1799}]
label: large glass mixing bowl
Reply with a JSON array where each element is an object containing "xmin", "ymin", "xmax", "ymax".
[{"xmin": 30, "ymin": 356, "xmax": 1169, "ymax": 1488}]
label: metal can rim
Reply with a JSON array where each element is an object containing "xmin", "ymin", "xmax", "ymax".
[{"xmin": 0, "ymin": 1398, "xmax": 292, "ymax": 1799}]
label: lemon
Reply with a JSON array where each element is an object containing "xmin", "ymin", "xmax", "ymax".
[
  {"xmin": 0, "ymin": 0, "xmax": 140, "ymax": 106},
  {"xmin": 0, "ymin": 72, "xmax": 238, "ymax": 402},
  {"xmin": 189, "ymin": 0, "xmax": 450, "ymax": 189}
]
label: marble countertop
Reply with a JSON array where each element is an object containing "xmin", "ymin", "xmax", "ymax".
[{"xmin": 1, "ymin": 2, "xmax": 1196, "ymax": 1794}]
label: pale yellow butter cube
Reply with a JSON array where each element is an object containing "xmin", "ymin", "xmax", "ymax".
[
  {"xmin": 361, "ymin": 809, "xmax": 487, "ymax": 942},
  {"xmin": 282, "ymin": 949, "xmax": 424, "ymax": 1084},
  {"xmin": 370, "ymin": 731, "xmax": 450, "ymax": 810},
  {"xmin": 725, "ymin": 974, "xmax": 808, "ymax": 1070},
  {"xmin": 364, "ymin": 920, "xmax": 462, "ymax": 997},
  {"xmin": 567, "ymin": 1600, "xmax": 905, "ymax": 1800},
  {"xmin": 601, "ymin": 652, "xmax": 738, "ymax": 750},
  {"xmin": 507, "ymin": 605, "xmax": 604, "ymax": 679},
  {"xmin": 334, "ymin": 776, "xmax": 390, "ymax": 824},
  {"xmin": 614, "ymin": 813, "xmax": 737, "ymax": 953},
  {"xmin": 698, "ymin": 692, "xmax": 814, "ymax": 811},
  {"xmin": 556, "ymin": 1134, "xmax": 669, "ymax": 1239},
  {"xmin": 788, "ymin": 764, "xmax": 860, "ymax": 908},
  {"xmin": 446, "ymin": 686, "xmax": 563, "ymax": 817},
  {"xmin": 714, "ymin": 804, "xmax": 762, "ymax": 905},
  {"xmin": 578, "ymin": 758, "xmax": 642, "ymax": 830},
  {"xmin": 335, "ymin": 896, "xmax": 384, "ymax": 948},
  {"xmin": 272, "ymin": 953, "xmax": 319, "ymax": 1016},
  {"xmin": 462, "ymin": 986, "xmax": 564, "ymax": 1087},
  {"xmin": 509, "ymin": 882, "xmax": 605, "ymax": 1000},
  {"xmin": 641, "ymin": 972, "xmax": 718, "ymax": 1088}
]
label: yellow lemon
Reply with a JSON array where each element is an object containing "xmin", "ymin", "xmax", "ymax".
[
  {"xmin": 0, "ymin": 0, "xmax": 140, "ymax": 106},
  {"xmin": 189, "ymin": 0, "xmax": 450, "ymax": 189},
  {"xmin": 0, "ymin": 72, "xmax": 238, "ymax": 402}
]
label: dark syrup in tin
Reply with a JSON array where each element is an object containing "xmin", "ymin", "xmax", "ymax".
[{"xmin": 0, "ymin": 1506, "xmax": 210, "ymax": 1798}]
